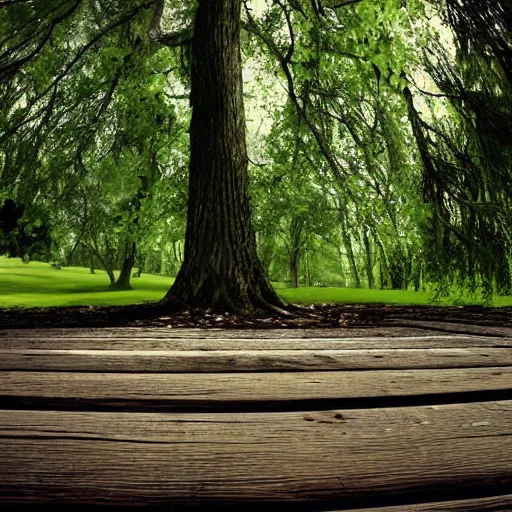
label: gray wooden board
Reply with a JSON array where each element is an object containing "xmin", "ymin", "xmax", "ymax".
[
  {"xmin": 1, "ymin": 347, "xmax": 511, "ymax": 372},
  {"xmin": 1, "ymin": 367, "xmax": 511, "ymax": 405},
  {"xmin": 1, "ymin": 328, "xmax": 418, "ymax": 338},
  {"xmin": 384, "ymin": 320, "xmax": 512, "ymax": 337},
  {"xmin": 0, "ymin": 401, "xmax": 511, "ymax": 505},
  {"xmin": 1, "ymin": 335, "xmax": 511, "ymax": 351},
  {"xmin": 3, "ymin": 326, "xmax": 506, "ymax": 339}
]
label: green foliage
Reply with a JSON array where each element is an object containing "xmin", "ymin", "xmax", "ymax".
[{"xmin": 1, "ymin": 0, "xmax": 511, "ymax": 305}]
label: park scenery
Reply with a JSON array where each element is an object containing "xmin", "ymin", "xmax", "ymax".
[
  {"xmin": 1, "ymin": 2, "xmax": 512, "ymax": 510},
  {"xmin": 1, "ymin": 0, "xmax": 512, "ymax": 319}
]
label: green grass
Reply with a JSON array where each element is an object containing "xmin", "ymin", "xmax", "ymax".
[
  {"xmin": 0, "ymin": 257, "xmax": 174, "ymax": 308},
  {"xmin": 1, "ymin": 256, "xmax": 512, "ymax": 308},
  {"xmin": 279, "ymin": 286, "xmax": 432, "ymax": 305},
  {"xmin": 278, "ymin": 286, "xmax": 512, "ymax": 306}
]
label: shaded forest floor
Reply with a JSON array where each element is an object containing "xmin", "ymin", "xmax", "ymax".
[{"xmin": 1, "ymin": 302, "xmax": 512, "ymax": 337}]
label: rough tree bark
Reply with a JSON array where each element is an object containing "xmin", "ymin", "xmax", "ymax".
[{"xmin": 161, "ymin": 0, "xmax": 283, "ymax": 313}]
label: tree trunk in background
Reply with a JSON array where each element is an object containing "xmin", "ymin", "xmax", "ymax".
[
  {"xmin": 97, "ymin": 253, "xmax": 115, "ymax": 286},
  {"xmin": 111, "ymin": 241, "xmax": 135, "ymax": 290},
  {"xmin": 340, "ymin": 215, "xmax": 360, "ymax": 288},
  {"xmin": 289, "ymin": 216, "xmax": 303, "ymax": 288},
  {"xmin": 337, "ymin": 247, "xmax": 346, "ymax": 288},
  {"xmin": 133, "ymin": 255, "xmax": 144, "ymax": 278},
  {"xmin": 413, "ymin": 257, "xmax": 422, "ymax": 292},
  {"xmin": 362, "ymin": 227, "xmax": 375, "ymax": 289},
  {"xmin": 83, "ymin": 242, "xmax": 115, "ymax": 284},
  {"xmin": 373, "ymin": 232, "xmax": 390, "ymax": 289},
  {"xmin": 305, "ymin": 248, "xmax": 312, "ymax": 287},
  {"xmin": 65, "ymin": 238, "xmax": 81, "ymax": 267},
  {"xmin": 162, "ymin": 0, "xmax": 283, "ymax": 312},
  {"xmin": 290, "ymin": 255, "xmax": 299, "ymax": 288}
]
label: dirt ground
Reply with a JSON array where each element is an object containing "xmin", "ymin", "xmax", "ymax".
[{"xmin": 1, "ymin": 302, "xmax": 512, "ymax": 337}]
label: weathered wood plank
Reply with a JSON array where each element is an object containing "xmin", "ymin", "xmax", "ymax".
[
  {"xmin": 1, "ymin": 368, "xmax": 511, "ymax": 411},
  {"xmin": 1, "ymin": 347, "xmax": 510, "ymax": 372},
  {"xmin": 0, "ymin": 401, "xmax": 511, "ymax": 506},
  {"xmin": 0, "ymin": 327, "xmax": 402, "ymax": 339},
  {"xmin": 344, "ymin": 493, "xmax": 512, "ymax": 511},
  {"xmin": 0, "ymin": 327, "xmax": 491, "ymax": 339},
  {"xmin": 1, "ymin": 335, "xmax": 510, "ymax": 351},
  {"xmin": 384, "ymin": 320, "xmax": 512, "ymax": 337}
]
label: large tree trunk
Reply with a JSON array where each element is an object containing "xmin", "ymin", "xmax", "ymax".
[{"xmin": 162, "ymin": 0, "xmax": 283, "ymax": 313}]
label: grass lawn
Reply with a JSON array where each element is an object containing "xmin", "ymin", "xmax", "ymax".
[
  {"xmin": 279, "ymin": 286, "xmax": 512, "ymax": 307},
  {"xmin": 1, "ymin": 256, "xmax": 512, "ymax": 308},
  {"xmin": 0, "ymin": 257, "xmax": 174, "ymax": 308}
]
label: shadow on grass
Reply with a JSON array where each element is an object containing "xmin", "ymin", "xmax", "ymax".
[{"xmin": 0, "ymin": 285, "xmax": 114, "ymax": 296}]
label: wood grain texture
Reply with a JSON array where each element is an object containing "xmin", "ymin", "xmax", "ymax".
[
  {"xmin": 1, "ymin": 335, "xmax": 510, "ymax": 351},
  {"xmin": 1, "ymin": 327, "xmax": 511, "ymax": 509},
  {"xmin": 384, "ymin": 320, "xmax": 512, "ymax": 337},
  {"xmin": 0, "ymin": 368, "xmax": 511, "ymax": 410},
  {"xmin": 1, "ymin": 347, "xmax": 511, "ymax": 372},
  {"xmin": 0, "ymin": 401, "xmax": 511, "ymax": 505},
  {"xmin": 0, "ymin": 327, "xmax": 489, "ymax": 339},
  {"xmin": 344, "ymin": 493, "xmax": 512, "ymax": 510},
  {"xmin": 3, "ymin": 323, "xmax": 511, "ymax": 337}
]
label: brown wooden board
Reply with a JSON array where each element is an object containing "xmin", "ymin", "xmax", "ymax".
[
  {"xmin": 0, "ymin": 327, "xmax": 440, "ymax": 339},
  {"xmin": 1, "ymin": 335, "xmax": 510, "ymax": 351},
  {"xmin": 2, "ymin": 326, "xmax": 509, "ymax": 339},
  {"xmin": 1, "ymin": 347, "xmax": 511, "ymax": 372},
  {"xmin": 0, "ymin": 401, "xmax": 511, "ymax": 506},
  {"xmin": 1, "ymin": 367, "xmax": 511, "ymax": 412}
]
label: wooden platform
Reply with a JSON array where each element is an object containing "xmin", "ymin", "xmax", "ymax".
[{"xmin": 1, "ymin": 327, "xmax": 511, "ymax": 510}]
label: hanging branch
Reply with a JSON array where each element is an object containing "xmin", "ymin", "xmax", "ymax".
[
  {"xmin": 243, "ymin": 1, "xmax": 348, "ymax": 186},
  {"xmin": 0, "ymin": 0, "xmax": 83, "ymax": 79}
]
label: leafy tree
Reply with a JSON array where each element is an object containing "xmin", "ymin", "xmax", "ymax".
[
  {"xmin": 2, "ymin": 0, "xmax": 512, "ymax": 311},
  {"xmin": 0, "ymin": 199, "xmax": 51, "ymax": 262}
]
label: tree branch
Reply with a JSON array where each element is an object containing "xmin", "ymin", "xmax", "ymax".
[
  {"xmin": 0, "ymin": 0, "xmax": 82, "ymax": 79},
  {"xmin": 243, "ymin": 4, "xmax": 348, "ymax": 186},
  {"xmin": 156, "ymin": 27, "xmax": 193, "ymax": 48},
  {"xmin": 324, "ymin": 0, "xmax": 362, "ymax": 9},
  {"xmin": 1, "ymin": 1, "xmax": 155, "ymax": 145},
  {"xmin": 149, "ymin": 0, "xmax": 193, "ymax": 48},
  {"xmin": 0, "ymin": 0, "xmax": 33, "ymax": 7}
]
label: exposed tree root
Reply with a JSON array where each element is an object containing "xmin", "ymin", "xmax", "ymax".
[{"xmin": 2, "ymin": 302, "xmax": 512, "ymax": 334}]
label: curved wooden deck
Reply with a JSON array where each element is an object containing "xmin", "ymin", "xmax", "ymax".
[{"xmin": 0, "ymin": 327, "xmax": 511, "ymax": 510}]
